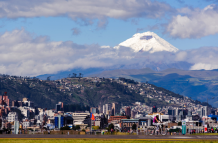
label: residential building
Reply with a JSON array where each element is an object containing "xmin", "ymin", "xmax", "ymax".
[
  {"xmin": 8, "ymin": 112, "xmax": 18, "ymax": 122},
  {"xmin": 90, "ymin": 107, "xmax": 98, "ymax": 114},
  {"xmin": 0, "ymin": 92, "xmax": 10, "ymax": 106},
  {"xmin": 108, "ymin": 116, "xmax": 127, "ymax": 123},
  {"xmin": 55, "ymin": 102, "xmax": 63, "ymax": 112},
  {"xmin": 125, "ymin": 107, "xmax": 131, "ymax": 117},
  {"xmin": 23, "ymin": 120, "xmax": 31, "ymax": 129}
]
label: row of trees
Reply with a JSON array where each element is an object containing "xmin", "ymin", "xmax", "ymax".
[{"xmin": 68, "ymin": 73, "xmax": 83, "ymax": 78}]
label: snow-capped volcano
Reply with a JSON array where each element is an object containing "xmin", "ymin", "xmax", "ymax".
[{"xmin": 114, "ymin": 31, "xmax": 178, "ymax": 53}]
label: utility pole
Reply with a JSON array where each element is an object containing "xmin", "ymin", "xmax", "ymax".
[{"xmin": 90, "ymin": 118, "xmax": 92, "ymax": 135}]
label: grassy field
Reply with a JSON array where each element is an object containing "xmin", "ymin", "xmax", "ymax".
[
  {"xmin": 1, "ymin": 139, "xmax": 218, "ymax": 143},
  {"xmin": 191, "ymin": 133, "xmax": 218, "ymax": 135}
]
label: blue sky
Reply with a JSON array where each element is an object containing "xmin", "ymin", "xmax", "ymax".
[
  {"xmin": 0, "ymin": 0, "xmax": 217, "ymax": 49},
  {"xmin": 0, "ymin": 0, "xmax": 218, "ymax": 76}
]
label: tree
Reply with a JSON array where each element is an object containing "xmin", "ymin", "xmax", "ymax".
[
  {"xmin": 72, "ymin": 73, "xmax": 77, "ymax": 78},
  {"xmin": 132, "ymin": 123, "xmax": 137, "ymax": 131},
  {"xmin": 93, "ymin": 126, "xmax": 99, "ymax": 130},
  {"xmin": 108, "ymin": 123, "xmax": 114, "ymax": 132},
  {"xmin": 75, "ymin": 125, "xmax": 80, "ymax": 130},
  {"xmin": 60, "ymin": 126, "xmax": 71, "ymax": 130},
  {"xmin": 47, "ymin": 76, "xmax": 51, "ymax": 81},
  {"xmin": 79, "ymin": 73, "xmax": 82, "ymax": 78}
]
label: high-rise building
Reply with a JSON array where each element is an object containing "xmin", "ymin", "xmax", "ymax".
[
  {"xmin": 168, "ymin": 108, "xmax": 175, "ymax": 116},
  {"xmin": 98, "ymin": 105, "xmax": 103, "ymax": 113},
  {"xmin": 56, "ymin": 104, "xmax": 61, "ymax": 112},
  {"xmin": 131, "ymin": 110, "xmax": 137, "ymax": 119},
  {"xmin": 18, "ymin": 101, "xmax": 23, "ymax": 107},
  {"xmin": 90, "ymin": 107, "xmax": 98, "ymax": 114},
  {"xmin": 125, "ymin": 107, "xmax": 131, "ymax": 117},
  {"xmin": 28, "ymin": 101, "xmax": 34, "ymax": 107},
  {"xmin": 175, "ymin": 108, "xmax": 182, "ymax": 116},
  {"xmin": 103, "ymin": 105, "xmax": 106, "ymax": 114},
  {"xmin": 112, "ymin": 103, "xmax": 121, "ymax": 116},
  {"xmin": 103, "ymin": 103, "xmax": 112, "ymax": 115},
  {"xmin": 198, "ymin": 106, "xmax": 211, "ymax": 117},
  {"xmin": 55, "ymin": 115, "xmax": 64, "ymax": 129},
  {"xmin": 55, "ymin": 102, "xmax": 63, "ymax": 112},
  {"xmin": 0, "ymin": 92, "xmax": 10, "ymax": 106},
  {"xmin": 23, "ymin": 98, "xmax": 28, "ymax": 102},
  {"xmin": 14, "ymin": 121, "xmax": 19, "ymax": 134},
  {"xmin": 12, "ymin": 100, "xmax": 19, "ymax": 107},
  {"xmin": 8, "ymin": 112, "xmax": 18, "ymax": 122}
]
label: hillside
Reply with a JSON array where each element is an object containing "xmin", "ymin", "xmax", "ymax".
[
  {"xmin": 0, "ymin": 75, "xmax": 210, "ymax": 109},
  {"xmin": 91, "ymin": 68, "xmax": 218, "ymax": 107}
]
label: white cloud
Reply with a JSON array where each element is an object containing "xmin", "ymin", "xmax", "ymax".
[
  {"xmin": 190, "ymin": 63, "xmax": 218, "ymax": 70},
  {"xmin": 100, "ymin": 45, "xmax": 111, "ymax": 48},
  {"xmin": 175, "ymin": 51, "xmax": 187, "ymax": 61},
  {"xmin": 166, "ymin": 4, "xmax": 218, "ymax": 38},
  {"xmin": 0, "ymin": 29, "xmax": 117, "ymax": 76},
  {"xmin": 0, "ymin": 0, "xmax": 173, "ymax": 27},
  {"xmin": 174, "ymin": 47, "xmax": 218, "ymax": 70},
  {"xmin": 0, "ymin": 29, "xmax": 152, "ymax": 76},
  {"xmin": 1, "ymin": 29, "xmax": 218, "ymax": 77}
]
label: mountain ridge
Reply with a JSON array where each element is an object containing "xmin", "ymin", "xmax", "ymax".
[{"xmin": 90, "ymin": 68, "xmax": 218, "ymax": 107}]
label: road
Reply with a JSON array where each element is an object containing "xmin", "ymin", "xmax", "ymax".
[{"xmin": 0, "ymin": 134, "xmax": 218, "ymax": 140}]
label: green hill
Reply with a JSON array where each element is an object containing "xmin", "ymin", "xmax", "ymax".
[{"xmin": 0, "ymin": 75, "xmax": 210, "ymax": 109}]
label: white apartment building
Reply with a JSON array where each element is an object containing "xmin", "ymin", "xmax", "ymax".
[
  {"xmin": 23, "ymin": 120, "xmax": 31, "ymax": 129},
  {"xmin": 103, "ymin": 104, "xmax": 112, "ymax": 115},
  {"xmin": 18, "ymin": 107, "xmax": 29, "ymax": 117},
  {"xmin": 45, "ymin": 110, "xmax": 55, "ymax": 117},
  {"xmin": 8, "ymin": 112, "xmax": 18, "ymax": 122}
]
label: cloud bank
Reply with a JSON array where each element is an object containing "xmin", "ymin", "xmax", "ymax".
[
  {"xmin": 175, "ymin": 47, "xmax": 218, "ymax": 70},
  {"xmin": 0, "ymin": 0, "xmax": 173, "ymax": 27},
  {"xmin": 166, "ymin": 4, "xmax": 218, "ymax": 38},
  {"xmin": 0, "ymin": 29, "xmax": 218, "ymax": 76}
]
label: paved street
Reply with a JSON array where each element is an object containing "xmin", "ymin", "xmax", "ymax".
[{"xmin": 0, "ymin": 134, "xmax": 218, "ymax": 140}]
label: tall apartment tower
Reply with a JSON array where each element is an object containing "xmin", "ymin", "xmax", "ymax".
[
  {"xmin": 112, "ymin": 103, "xmax": 116, "ymax": 116},
  {"xmin": 125, "ymin": 107, "xmax": 131, "ymax": 117},
  {"xmin": 112, "ymin": 103, "xmax": 121, "ymax": 116},
  {"xmin": 55, "ymin": 102, "xmax": 64, "ymax": 112},
  {"xmin": 198, "ymin": 106, "xmax": 211, "ymax": 117},
  {"xmin": 103, "ymin": 103, "xmax": 112, "ymax": 115},
  {"xmin": 0, "ymin": 92, "xmax": 10, "ymax": 106}
]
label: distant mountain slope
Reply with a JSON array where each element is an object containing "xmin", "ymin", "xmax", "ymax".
[{"xmin": 90, "ymin": 68, "xmax": 218, "ymax": 107}]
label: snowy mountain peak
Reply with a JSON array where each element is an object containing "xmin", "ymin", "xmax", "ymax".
[{"xmin": 114, "ymin": 31, "xmax": 179, "ymax": 53}]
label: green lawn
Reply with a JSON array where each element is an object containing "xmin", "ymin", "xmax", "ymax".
[
  {"xmin": 191, "ymin": 133, "xmax": 218, "ymax": 135},
  {"xmin": 1, "ymin": 139, "xmax": 218, "ymax": 143}
]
